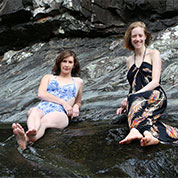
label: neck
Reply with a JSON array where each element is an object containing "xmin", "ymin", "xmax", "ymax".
[
  {"xmin": 134, "ymin": 46, "xmax": 146, "ymax": 56},
  {"xmin": 59, "ymin": 73, "xmax": 72, "ymax": 78}
]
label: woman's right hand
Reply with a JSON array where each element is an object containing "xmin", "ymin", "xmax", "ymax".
[
  {"xmin": 116, "ymin": 98, "xmax": 128, "ymax": 115},
  {"xmin": 62, "ymin": 101, "xmax": 73, "ymax": 117},
  {"xmin": 116, "ymin": 107, "xmax": 124, "ymax": 115}
]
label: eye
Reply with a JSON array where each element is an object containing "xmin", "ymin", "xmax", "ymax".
[{"xmin": 63, "ymin": 59, "xmax": 67, "ymax": 63}]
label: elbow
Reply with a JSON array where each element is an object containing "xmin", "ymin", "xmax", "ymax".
[
  {"xmin": 153, "ymin": 81, "xmax": 160, "ymax": 88},
  {"xmin": 38, "ymin": 92, "xmax": 45, "ymax": 100}
]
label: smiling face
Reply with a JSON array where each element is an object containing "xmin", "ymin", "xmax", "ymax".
[
  {"xmin": 131, "ymin": 26, "xmax": 146, "ymax": 50},
  {"xmin": 124, "ymin": 21, "xmax": 151, "ymax": 51},
  {"xmin": 60, "ymin": 56, "xmax": 74, "ymax": 75},
  {"xmin": 52, "ymin": 50, "xmax": 81, "ymax": 77}
]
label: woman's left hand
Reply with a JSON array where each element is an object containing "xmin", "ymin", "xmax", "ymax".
[
  {"xmin": 116, "ymin": 107, "xmax": 124, "ymax": 115},
  {"xmin": 71, "ymin": 104, "xmax": 79, "ymax": 119}
]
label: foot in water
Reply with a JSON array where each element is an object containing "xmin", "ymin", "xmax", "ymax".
[
  {"xmin": 119, "ymin": 128, "xmax": 143, "ymax": 144},
  {"xmin": 12, "ymin": 123, "xmax": 27, "ymax": 150},
  {"xmin": 26, "ymin": 129, "xmax": 37, "ymax": 143},
  {"xmin": 140, "ymin": 131, "xmax": 159, "ymax": 146}
]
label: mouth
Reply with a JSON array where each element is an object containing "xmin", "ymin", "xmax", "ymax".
[
  {"xmin": 63, "ymin": 68, "xmax": 70, "ymax": 71},
  {"xmin": 134, "ymin": 41, "xmax": 142, "ymax": 45}
]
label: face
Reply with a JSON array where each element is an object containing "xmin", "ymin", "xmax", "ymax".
[
  {"xmin": 131, "ymin": 26, "xmax": 146, "ymax": 49},
  {"xmin": 60, "ymin": 56, "xmax": 74, "ymax": 75}
]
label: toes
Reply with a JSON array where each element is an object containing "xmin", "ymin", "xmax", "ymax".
[
  {"xmin": 13, "ymin": 129, "xmax": 18, "ymax": 135},
  {"xmin": 140, "ymin": 138, "xmax": 146, "ymax": 146},
  {"xmin": 141, "ymin": 136, "xmax": 154, "ymax": 146},
  {"xmin": 26, "ymin": 129, "xmax": 37, "ymax": 136},
  {"xmin": 12, "ymin": 123, "xmax": 17, "ymax": 129},
  {"xmin": 16, "ymin": 123, "xmax": 24, "ymax": 130},
  {"xmin": 26, "ymin": 129, "xmax": 37, "ymax": 143},
  {"xmin": 119, "ymin": 138, "xmax": 131, "ymax": 144}
]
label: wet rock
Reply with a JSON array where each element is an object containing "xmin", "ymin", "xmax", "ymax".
[
  {"xmin": 0, "ymin": 121, "xmax": 177, "ymax": 177},
  {"xmin": 1, "ymin": 25, "xmax": 178, "ymax": 123}
]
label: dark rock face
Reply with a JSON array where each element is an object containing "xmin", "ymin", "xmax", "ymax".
[
  {"xmin": 1, "ymin": 25, "xmax": 178, "ymax": 124},
  {"xmin": 0, "ymin": 1, "xmax": 178, "ymax": 177},
  {"xmin": 0, "ymin": 0, "xmax": 178, "ymax": 54}
]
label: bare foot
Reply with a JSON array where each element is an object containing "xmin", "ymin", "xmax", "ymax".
[
  {"xmin": 119, "ymin": 128, "xmax": 143, "ymax": 144},
  {"xmin": 140, "ymin": 131, "xmax": 159, "ymax": 146},
  {"xmin": 12, "ymin": 123, "xmax": 27, "ymax": 150},
  {"xmin": 26, "ymin": 129, "xmax": 37, "ymax": 142},
  {"xmin": 12, "ymin": 123, "xmax": 17, "ymax": 130}
]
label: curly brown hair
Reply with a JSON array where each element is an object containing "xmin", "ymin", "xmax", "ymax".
[
  {"xmin": 52, "ymin": 50, "xmax": 81, "ymax": 77},
  {"xmin": 124, "ymin": 21, "xmax": 151, "ymax": 51}
]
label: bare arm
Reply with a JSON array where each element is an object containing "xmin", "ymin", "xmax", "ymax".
[
  {"xmin": 38, "ymin": 74, "xmax": 66, "ymax": 105},
  {"xmin": 38, "ymin": 74, "xmax": 73, "ymax": 116},
  {"xmin": 116, "ymin": 56, "xmax": 131, "ymax": 115},
  {"xmin": 135, "ymin": 49, "xmax": 161, "ymax": 94},
  {"xmin": 116, "ymin": 98, "xmax": 128, "ymax": 115},
  {"xmin": 72, "ymin": 78, "xmax": 84, "ymax": 118},
  {"xmin": 117, "ymin": 50, "xmax": 161, "ymax": 115}
]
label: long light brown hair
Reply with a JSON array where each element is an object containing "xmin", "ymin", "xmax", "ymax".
[{"xmin": 124, "ymin": 21, "xmax": 151, "ymax": 51}]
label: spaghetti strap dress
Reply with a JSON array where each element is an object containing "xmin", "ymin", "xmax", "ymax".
[
  {"xmin": 126, "ymin": 50, "xmax": 178, "ymax": 144},
  {"xmin": 36, "ymin": 76, "xmax": 77, "ymax": 115}
]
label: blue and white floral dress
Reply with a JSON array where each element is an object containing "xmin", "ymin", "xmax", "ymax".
[{"xmin": 36, "ymin": 76, "xmax": 77, "ymax": 115}]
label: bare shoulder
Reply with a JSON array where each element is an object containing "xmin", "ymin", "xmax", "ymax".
[
  {"xmin": 41, "ymin": 74, "xmax": 54, "ymax": 81},
  {"xmin": 148, "ymin": 48, "xmax": 160, "ymax": 56},
  {"xmin": 126, "ymin": 55, "xmax": 134, "ymax": 69},
  {"xmin": 146, "ymin": 48, "xmax": 161, "ymax": 65},
  {"xmin": 149, "ymin": 48, "xmax": 161, "ymax": 60},
  {"xmin": 126, "ymin": 55, "xmax": 131, "ymax": 62},
  {"xmin": 73, "ymin": 77, "xmax": 84, "ymax": 87}
]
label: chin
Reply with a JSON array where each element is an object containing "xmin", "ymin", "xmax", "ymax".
[{"xmin": 134, "ymin": 45, "xmax": 143, "ymax": 49}]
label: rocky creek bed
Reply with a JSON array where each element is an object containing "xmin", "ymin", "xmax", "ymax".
[{"xmin": 0, "ymin": 120, "xmax": 177, "ymax": 177}]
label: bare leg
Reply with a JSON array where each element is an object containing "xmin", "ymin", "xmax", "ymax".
[
  {"xmin": 27, "ymin": 111, "xmax": 69, "ymax": 142},
  {"xmin": 119, "ymin": 128, "xmax": 143, "ymax": 144},
  {"xmin": 140, "ymin": 131, "xmax": 159, "ymax": 146},
  {"xmin": 12, "ymin": 123, "xmax": 27, "ymax": 150},
  {"xmin": 26, "ymin": 108, "xmax": 44, "ymax": 142}
]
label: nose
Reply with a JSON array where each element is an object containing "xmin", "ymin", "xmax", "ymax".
[
  {"xmin": 65, "ymin": 62, "xmax": 70, "ymax": 66},
  {"xmin": 135, "ymin": 35, "xmax": 139, "ymax": 41}
]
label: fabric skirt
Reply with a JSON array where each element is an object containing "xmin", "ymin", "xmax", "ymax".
[{"xmin": 127, "ymin": 89, "xmax": 178, "ymax": 144}]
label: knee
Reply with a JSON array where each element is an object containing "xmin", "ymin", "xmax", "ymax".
[{"xmin": 27, "ymin": 108, "xmax": 43, "ymax": 117}]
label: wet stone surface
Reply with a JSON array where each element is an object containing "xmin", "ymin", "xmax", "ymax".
[{"xmin": 0, "ymin": 121, "xmax": 177, "ymax": 177}]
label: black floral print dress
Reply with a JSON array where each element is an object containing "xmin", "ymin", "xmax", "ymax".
[{"xmin": 127, "ymin": 57, "xmax": 178, "ymax": 144}]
